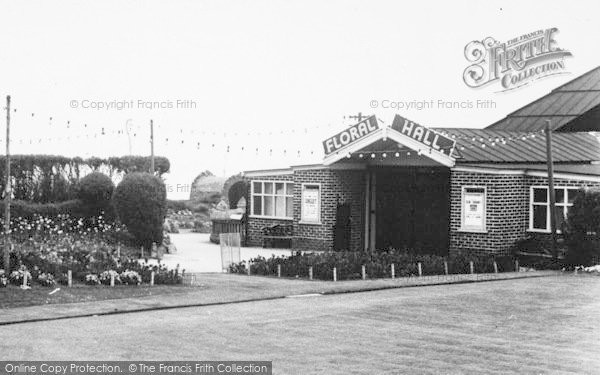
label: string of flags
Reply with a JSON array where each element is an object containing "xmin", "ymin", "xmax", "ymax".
[{"xmin": 2, "ymin": 102, "xmax": 550, "ymax": 159}]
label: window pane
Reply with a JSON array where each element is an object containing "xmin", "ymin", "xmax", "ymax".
[
  {"xmin": 286, "ymin": 183, "xmax": 294, "ymax": 195},
  {"xmin": 264, "ymin": 196, "xmax": 274, "ymax": 216},
  {"xmin": 554, "ymin": 189, "xmax": 565, "ymax": 204},
  {"xmin": 265, "ymin": 182, "xmax": 274, "ymax": 194},
  {"xmin": 253, "ymin": 196, "xmax": 262, "ymax": 215},
  {"xmin": 275, "ymin": 196, "xmax": 285, "ymax": 217},
  {"xmin": 533, "ymin": 188, "xmax": 547, "ymax": 203},
  {"xmin": 286, "ymin": 197, "xmax": 293, "ymax": 217},
  {"xmin": 275, "ymin": 183, "xmax": 285, "ymax": 195},
  {"xmin": 253, "ymin": 182, "xmax": 262, "ymax": 194},
  {"xmin": 568, "ymin": 189, "xmax": 579, "ymax": 204},
  {"xmin": 554, "ymin": 206, "xmax": 565, "ymax": 230},
  {"xmin": 533, "ymin": 205, "xmax": 547, "ymax": 230}
]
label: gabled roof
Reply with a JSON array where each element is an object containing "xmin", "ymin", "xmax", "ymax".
[
  {"xmin": 435, "ymin": 128, "xmax": 600, "ymax": 163},
  {"xmin": 486, "ymin": 66, "xmax": 600, "ymax": 132}
]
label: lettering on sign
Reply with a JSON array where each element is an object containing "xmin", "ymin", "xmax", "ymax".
[
  {"xmin": 391, "ymin": 114, "xmax": 455, "ymax": 156},
  {"xmin": 323, "ymin": 116, "xmax": 379, "ymax": 155}
]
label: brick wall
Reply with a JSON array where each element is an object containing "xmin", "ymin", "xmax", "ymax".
[
  {"xmin": 245, "ymin": 174, "xmax": 294, "ymax": 247},
  {"xmin": 246, "ymin": 168, "xmax": 365, "ymax": 251},
  {"xmin": 449, "ymin": 170, "xmax": 600, "ymax": 256}
]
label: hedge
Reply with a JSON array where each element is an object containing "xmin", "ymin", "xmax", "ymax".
[
  {"xmin": 0, "ymin": 155, "xmax": 170, "ymax": 204},
  {"xmin": 229, "ymin": 251, "xmax": 516, "ymax": 280}
]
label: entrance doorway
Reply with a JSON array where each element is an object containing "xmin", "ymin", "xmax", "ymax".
[{"xmin": 366, "ymin": 167, "xmax": 450, "ymax": 255}]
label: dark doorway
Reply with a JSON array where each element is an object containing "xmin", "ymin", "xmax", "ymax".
[
  {"xmin": 374, "ymin": 167, "xmax": 449, "ymax": 255},
  {"xmin": 334, "ymin": 202, "xmax": 352, "ymax": 251}
]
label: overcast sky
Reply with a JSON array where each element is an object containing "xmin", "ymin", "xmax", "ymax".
[{"xmin": 1, "ymin": 0, "xmax": 599, "ymax": 199}]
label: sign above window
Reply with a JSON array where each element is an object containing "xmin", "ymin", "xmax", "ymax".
[
  {"xmin": 322, "ymin": 116, "xmax": 379, "ymax": 156},
  {"xmin": 391, "ymin": 114, "xmax": 456, "ymax": 155}
]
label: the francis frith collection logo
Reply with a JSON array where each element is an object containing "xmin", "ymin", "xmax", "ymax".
[{"xmin": 463, "ymin": 28, "xmax": 572, "ymax": 91}]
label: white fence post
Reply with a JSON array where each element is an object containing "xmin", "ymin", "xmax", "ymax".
[
  {"xmin": 515, "ymin": 259, "xmax": 519, "ymax": 272},
  {"xmin": 417, "ymin": 262, "xmax": 422, "ymax": 277},
  {"xmin": 361, "ymin": 265, "xmax": 366, "ymax": 280},
  {"xmin": 444, "ymin": 261, "xmax": 448, "ymax": 275},
  {"xmin": 391, "ymin": 264, "xmax": 395, "ymax": 279},
  {"xmin": 277, "ymin": 264, "xmax": 281, "ymax": 278},
  {"xmin": 247, "ymin": 262, "xmax": 251, "ymax": 276},
  {"xmin": 150, "ymin": 271, "xmax": 155, "ymax": 286},
  {"xmin": 469, "ymin": 261, "xmax": 474, "ymax": 274},
  {"xmin": 333, "ymin": 267, "xmax": 337, "ymax": 282},
  {"xmin": 110, "ymin": 273, "xmax": 115, "ymax": 287},
  {"xmin": 493, "ymin": 261, "xmax": 498, "ymax": 274},
  {"xmin": 67, "ymin": 270, "xmax": 72, "ymax": 288},
  {"xmin": 309, "ymin": 266, "xmax": 313, "ymax": 280}
]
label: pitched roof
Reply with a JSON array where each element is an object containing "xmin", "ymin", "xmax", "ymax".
[
  {"xmin": 486, "ymin": 66, "xmax": 600, "ymax": 132},
  {"xmin": 435, "ymin": 128, "xmax": 600, "ymax": 163}
]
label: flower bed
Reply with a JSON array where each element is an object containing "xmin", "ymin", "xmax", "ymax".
[
  {"xmin": 229, "ymin": 251, "xmax": 516, "ymax": 281},
  {"xmin": 0, "ymin": 214, "xmax": 184, "ymax": 288}
]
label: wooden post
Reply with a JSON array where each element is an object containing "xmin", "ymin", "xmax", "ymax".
[
  {"xmin": 493, "ymin": 261, "xmax": 498, "ymax": 274},
  {"xmin": 67, "ymin": 270, "xmax": 72, "ymax": 287},
  {"xmin": 110, "ymin": 273, "xmax": 115, "ymax": 287},
  {"xmin": 150, "ymin": 119, "xmax": 155, "ymax": 174},
  {"xmin": 469, "ymin": 261, "xmax": 474, "ymax": 274},
  {"xmin": 417, "ymin": 262, "xmax": 422, "ymax": 277},
  {"xmin": 545, "ymin": 120, "xmax": 558, "ymax": 262},
  {"xmin": 3, "ymin": 95, "xmax": 11, "ymax": 275},
  {"xmin": 444, "ymin": 261, "xmax": 448, "ymax": 275},
  {"xmin": 333, "ymin": 267, "xmax": 337, "ymax": 282},
  {"xmin": 361, "ymin": 265, "xmax": 366, "ymax": 280},
  {"xmin": 391, "ymin": 264, "xmax": 395, "ymax": 279},
  {"xmin": 150, "ymin": 271, "xmax": 155, "ymax": 286},
  {"xmin": 308, "ymin": 266, "xmax": 313, "ymax": 280},
  {"xmin": 277, "ymin": 264, "xmax": 281, "ymax": 278},
  {"xmin": 515, "ymin": 259, "xmax": 519, "ymax": 272}
]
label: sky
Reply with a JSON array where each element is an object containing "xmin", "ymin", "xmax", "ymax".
[{"xmin": 0, "ymin": 0, "xmax": 599, "ymax": 199}]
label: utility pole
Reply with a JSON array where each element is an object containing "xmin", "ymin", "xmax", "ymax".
[
  {"xmin": 346, "ymin": 112, "xmax": 367, "ymax": 124},
  {"xmin": 4, "ymin": 95, "xmax": 11, "ymax": 274},
  {"xmin": 545, "ymin": 119, "xmax": 558, "ymax": 262},
  {"xmin": 150, "ymin": 119, "xmax": 155, "ymax": 174}
]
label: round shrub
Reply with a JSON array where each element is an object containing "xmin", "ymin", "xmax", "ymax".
[
  {"xmin": 564, "ymin": 188, "xmax": 600, "ymax": 266},
  {"xmin": 228, "ymin": 180, "xmax": 249, "ymax": 209},
  {"xmin": 112, "ymin": 172, "xmax": 167, "ymax": 250},
  {"xmin": 77, "ymin": 172, "xmax": 115, "ymax": 217}
]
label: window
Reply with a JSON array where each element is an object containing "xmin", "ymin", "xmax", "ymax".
[
  {"xmin": 460, "ymin": 186, "xmax": 486, "ymax": 232},
  {"xmin": 251, "ymin": 181, "xmax": 294, "ymax": 219},
  {"xmin": 529, "ymin": 187, "xmax": 579, "ymax": 232},
  {"xmin": 300, "ymin": 183, "xmax": 321, "ymax": 224}
]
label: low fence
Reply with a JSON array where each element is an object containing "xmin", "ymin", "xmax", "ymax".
[{"xmin": 210, "ymin": 218, "xmax": 246, "ymax": 245}]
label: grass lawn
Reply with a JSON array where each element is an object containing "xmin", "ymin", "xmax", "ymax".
[
  {"xmin": 0, "ymin": 284, "xmax": 194, "ymax": 309},
  {"xmin": 1, "ymin": 275, "xmax": 598, "ymax": 374}
]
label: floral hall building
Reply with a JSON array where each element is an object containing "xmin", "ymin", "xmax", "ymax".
[{"xmin": 243, "ymin": 67, "xmax": 600, "ymax": 256}]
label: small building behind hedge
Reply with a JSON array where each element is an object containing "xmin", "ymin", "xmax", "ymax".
[{"xmin": 243, "ymin": 68, "xmax": 600, "ymax": 256}]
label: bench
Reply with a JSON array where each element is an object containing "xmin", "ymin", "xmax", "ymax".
[{"xmin": 262, "ymin": 224, "xmax": 294, "ymax": 248}]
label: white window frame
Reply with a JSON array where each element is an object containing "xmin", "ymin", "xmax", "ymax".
[
  {"xmin": 528, "ymin": 186, "xmax": 578, "ymax": 233},
  {"xmin": 459, "ymin": 186, "xmax": 487, "ymax": 233},
  {"xmin": 300, "ymin": 183, "xmax": 321, "ymax": 225},
  {"xmin": 250, "ymin": 180, "xmax": 294, "ymax": 220}
]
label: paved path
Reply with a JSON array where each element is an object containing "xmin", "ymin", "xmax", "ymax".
[
  {"xmin": 157, "ymin": 232, "xmax": 295, "ymax": 273},
  {"xmin": 1, "ymin": 275, "xmax": 599, "ymax": 374}
]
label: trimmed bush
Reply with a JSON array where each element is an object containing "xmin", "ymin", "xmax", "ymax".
[
  {"xmin": 227, "ymin": 180, "xmax": 249, "ymax": 209},
  {"xmin": 77, "ymin": 172, "xmax": 115, "ymax": 217},
  {"xmin": 112, "ymin": 172, "xmax": 167, "ymax": 250},
  {"xmin": 564, "ymin": 188, "xmax": 600, "ymax": 266}
]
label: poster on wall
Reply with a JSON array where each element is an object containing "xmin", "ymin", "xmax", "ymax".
[
  {"xmin": 463, "ymin": 189, "xmax": 485, "ymax": 230},
  {"xmin": 302, "ymin": 185, "xmax": 320, "ymax": 223}
]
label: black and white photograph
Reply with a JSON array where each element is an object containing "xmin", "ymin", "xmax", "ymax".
[{"xmin": 1, "ymin": 1, "xmax": 600, "ymax": 374}]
